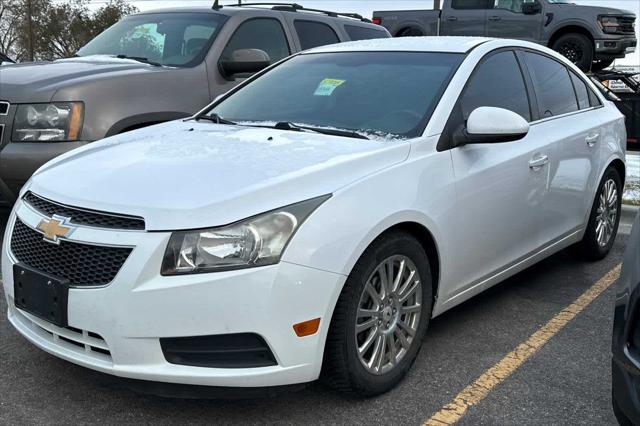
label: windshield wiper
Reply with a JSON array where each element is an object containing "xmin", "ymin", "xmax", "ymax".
[
  {"xmin": 194, "ymin": 113, "xmax": 237, "ymax": 125},
  {"xmin": 272, "ymin": 122, "xmax": 369, "ymax": 140},
  {"xmin": 115, "ymin": 54, "xmax": 161, "ymax": 67}
]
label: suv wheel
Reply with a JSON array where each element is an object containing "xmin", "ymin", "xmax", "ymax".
[
  {"xmin": 552, "ymin": 33, "xmax": 594, "ymax": 72},
  {"xmin": 577, "ymin": 166, "xmax": 622, "ymax": 260},
  {"xmin": 322, "ymin": 231, "xmax": 432, "ymax": 396}
]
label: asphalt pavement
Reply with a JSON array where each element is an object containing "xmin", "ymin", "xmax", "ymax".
[{"xmin": 0, "ymin": 207, "xmax": 635, "ymax": 425}]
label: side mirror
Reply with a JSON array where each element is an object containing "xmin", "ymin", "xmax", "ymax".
[
  {"xmin": 522, "ymin": 1, "xmax": 542, "ymax": 15},
  {"xmin": 219, "ymin": 48, "xmax": 270, "ymax": 80},
  {"xmin": 454, "ymin": 107, "xmax": 529, "ymax": 146}
]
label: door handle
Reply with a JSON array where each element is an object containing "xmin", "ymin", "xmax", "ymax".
[
  {"xmin": 586, "ymin": 133, "xmax": 600, "ymax": 147},
  {"xmin": 446, "ymin": 16, "xmax": 458, "ymax": 21},
  {"xmin": 488, "ymin": 16, "xmax": 502, "ymax": 21},
  {"xmin": 529, "ymin": 155, "xmax": 549, "ymax": 170}
]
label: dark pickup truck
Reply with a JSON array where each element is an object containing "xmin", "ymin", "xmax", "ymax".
[{"xmin": 373, "ymin": 0, "xmax": 637, "ymax": 71}]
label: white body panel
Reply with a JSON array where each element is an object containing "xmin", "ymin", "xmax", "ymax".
[{"xmin": 3, "ymin": 37, "xmax": 626, "ymax": 387}]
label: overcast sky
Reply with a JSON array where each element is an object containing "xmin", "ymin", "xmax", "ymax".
[{"xmin": 81, "ymin": 0, "xmax": 640, "ymax": 66}]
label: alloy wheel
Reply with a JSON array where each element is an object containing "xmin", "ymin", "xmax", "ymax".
[
  {"xmin": 558, "ymin": 42, "xmax": 582, "ymax": 63},
  {"xmin": 595, "ymin": 178, "xmax": 618, "ymax": 247},
  {"xmin": 355, "ymin": 255, "xmax": 422, "ymax": 375}
]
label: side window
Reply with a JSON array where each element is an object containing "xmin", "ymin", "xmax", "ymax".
[
  {"xmin": 492, "ymin": 0, "xmax": 536, "ymax": 13},
  {"xmin": 345, "ymin": 25, "xmax": 390, "ymax": 41},
  {"xmin": 524, "ymin": 52, "xmax": 579, "ymax": 118},
  {"xmin": 461, "ymin": 51, "xmax": 531, "ymax": 121},
  {"xmin": 222, "ymin": 18, "xmax": 290, "ymax": 63},
  {"xmin": 294, "ymin": 20, "xmax": 340, "ymax": 50},
  {"xmin": 452, "ymin": 0, "xmax": 491, "ymax": 10},
  {"xmin": 569, "ymin": 72, "xmax": 591, "ymax": 110}
]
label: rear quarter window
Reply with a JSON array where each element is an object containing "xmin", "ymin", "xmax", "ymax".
[
  {"xmin": 345, "ymin": 25, "xmax": 390, "ymax": 41},
  {"xmin": 294, "ymin": 20, "xmax": 340, "ymax": 50}
]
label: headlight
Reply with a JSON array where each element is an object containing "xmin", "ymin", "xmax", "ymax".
[
  {"xmin": 12, "ymin": 102, "xmax": 84, "ymax": 142},
  {"xmin": 161, "ymin": 195, "xmax": 330, "ymax": 275},
  {"xmin": 599, "ymin": 15, "xmax": 621, "ymax": 33}
]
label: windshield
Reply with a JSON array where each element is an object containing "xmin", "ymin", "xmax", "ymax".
[
  {"xmin": 76, "ymin": 13, "xmax": 227, "ymax": 67},
  {"xmin": 208, "ymin": 52, "xmax": 464, "ymax": 139}
]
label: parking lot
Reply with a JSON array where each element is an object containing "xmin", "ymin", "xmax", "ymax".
[{"xmin": 0, "ymin": 204, "xmax": 634, "ymax": 425}]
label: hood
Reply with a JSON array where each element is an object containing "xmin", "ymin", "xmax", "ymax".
[
  {"xmin": 0, "ymin": 56, "xmax": 163, "ymax": 103},
  {"xmin": 27, "ymin": 121, "xmax": 411, "ymax": 230},
  {"xmin": 548, "ymin": 3, "xmax": 636, "ymax": 16}
]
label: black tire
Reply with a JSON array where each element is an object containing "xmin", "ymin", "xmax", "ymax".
[
  {"xmin": 551, "ymin": 33, "xmax": 594, "ymax": 72},
  {"xmin": 397, "ymin": 27, "xmax": 426, "ymax": 37},
  {"xmin": 592, "ymin": 58, "xmax": 615, "ymax": 72},
  {"xmin": 577, "ymin": 167, "xmax": 622, "ymax": 260},
  {"xmin": 321, "ymin": 231, "xmax": 432, "ymax": 396}
]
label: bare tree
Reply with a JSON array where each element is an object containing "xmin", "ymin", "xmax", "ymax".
[{"xmin": 0, "ymin": 0, "xmax": 21, "ymax": 59}]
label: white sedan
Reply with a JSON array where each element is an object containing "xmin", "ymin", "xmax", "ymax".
[{"xmin": 3, "ymin": 37, "xmax": 625, "ymax": 396}]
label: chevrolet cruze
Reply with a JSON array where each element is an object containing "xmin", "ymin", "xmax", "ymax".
[{"xmin": 2, "ymin": 37, "xmax": 626, "ymax": 396}]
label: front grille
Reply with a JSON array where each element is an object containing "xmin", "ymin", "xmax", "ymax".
[
  {"xmin": 10, "ymin": 219, "xmax": 132, "ymax": 286},
  {"xmin": 618, "ymin": 17, "xmax": 636, "ymax": 34},
  {"xmin": 0, "ymin": 101, "xmax": 8, "ymax": 115},
  {"xmin": 24, "ymin": 192, "xmax": 145, "ymax": 231}
]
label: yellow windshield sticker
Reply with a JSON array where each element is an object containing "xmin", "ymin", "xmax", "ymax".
[{"xmin": 314, "ymin": 78, "xmax": 346, "ymax": 96}]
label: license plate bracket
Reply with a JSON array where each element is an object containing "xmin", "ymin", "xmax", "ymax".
[{"xmin": 13, "ymin": 264, "xmax": 69, "ymax": 327}]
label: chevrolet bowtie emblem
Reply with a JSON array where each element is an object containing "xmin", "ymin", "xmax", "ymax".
[{"xmin": 36, "ymin": 215, "xmax": 75, "ymax": 244}]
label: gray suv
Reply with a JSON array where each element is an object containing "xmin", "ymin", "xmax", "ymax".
[{"xmin": 0, "ymin": 4, "xmax": 389, "ymax": 206}]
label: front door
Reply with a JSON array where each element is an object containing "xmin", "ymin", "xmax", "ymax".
[
  {"xmin": 486, "ymin": 0, "xmax": 543, "ymax": 42},
  {"xmin": 444, "ymin": 50, "xmax": 549, "ymax": 299}
]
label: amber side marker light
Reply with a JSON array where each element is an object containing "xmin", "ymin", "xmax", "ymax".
[
  {"xmin": 293, "ymin": 318, "xmax": 321, "ymax": 337},
  {"xmin": 67, "ymin": 102, "xmax": 84, "ymax": 141}
]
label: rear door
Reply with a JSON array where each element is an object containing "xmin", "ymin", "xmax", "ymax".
[
  {"xmin": 520, "ymin": 51, "xmax": 603, "ymax": 243},
  {"xmin": 487, "ymin": 0, "xmax": 543, "ymax": 42},
  {"xmin": 440, "ymin": 0, "xmax": 489, "ymax": 36}
]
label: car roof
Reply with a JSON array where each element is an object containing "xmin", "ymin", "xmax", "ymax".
[{"xmin": 306, "ymin": 37, "xmax": 493, "ymax": 54}]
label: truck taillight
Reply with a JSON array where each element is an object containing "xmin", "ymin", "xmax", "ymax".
[{"xmin": 372, "ymin": 17, "xmax": 382, "ymax": 25}]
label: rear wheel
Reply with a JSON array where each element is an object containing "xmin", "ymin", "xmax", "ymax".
[
  {"xmin": 321, "ymin": 231, "xmax": 432, "ymax": 396},
  {"xmin": 551, "ymin": 33, "xmax": 594, "ymax": 72},
  {"xmin": 577, "ymin": 167, "xmax": 622, "ymax": 260}
]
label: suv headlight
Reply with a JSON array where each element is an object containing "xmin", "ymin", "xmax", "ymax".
[
  {"xmin": 598, "ymin": 15, "xmax": 621, "ymax": 33},
  {"xmin": 161, "ymin": 195, "xmax": 330, "ymax": 275},
  {"xmin": 12, "ymin": 102, "xmax": 84, "ymax": 142}
]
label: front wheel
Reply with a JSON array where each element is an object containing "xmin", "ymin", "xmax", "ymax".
[
  {"xmin": 321, "ymin": 231, "xmax": 432, "ymax": 396},
  {"xmin": 577, "ymin": 167, "xmax": 622, "ymax": 260},
  {"xmin": 551, "ymin": 33, "xmax": 594, "ymax": 72}
]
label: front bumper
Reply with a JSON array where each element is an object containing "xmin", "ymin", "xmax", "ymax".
[
  {"xmin": 2, "ymin": 200, "xmax": 346, "ymax": 388},
  {"xmin": 0, "ymin": 141, "xmax": 90, "ymax": 206},
  {"xmin": 594, "ymin": 37, "xmax": 637, "ymax": 59}
]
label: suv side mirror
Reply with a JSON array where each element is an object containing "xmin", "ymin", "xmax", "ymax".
[
  {"xmin": 219, "ymin": 49, "xmax": 271, "ymax": 80},
  {"xmin": 522, "ymin": 1, "xmax": 542, "ymax": 15},
  {"xmin": 454, "ymin": 107, "xmax": 529, "ymax": 146}
]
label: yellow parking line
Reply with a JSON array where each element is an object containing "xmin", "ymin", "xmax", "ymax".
[{"xmin": 424, "ymin": 263, "xmax": 622, "ymax": 426}]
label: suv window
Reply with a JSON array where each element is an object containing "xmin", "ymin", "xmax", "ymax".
[
  {"xmin": 461, "ymin": 51, "xmax": 531, "ymax": 121},
  {"xmin": 345, "ymin": 25, "xmax": 389, "ymax": 41},
  {"xmin": 222, "ymin": 18, "xmax": 290, "ymax": 63},
  {"xmin": 569, "ymin": 72, "xmax": 591, "ymax": 110},
  {"xmin": 452, "ymin": 0, "xmax": 490, "ymax": 10},
  {"xmin": 524, "ymin": 52, "xmax": 578, "ymax": 118},
  {"xmin": 294, "ymin": 20, "xmax": 340, "ymax": 50}
]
